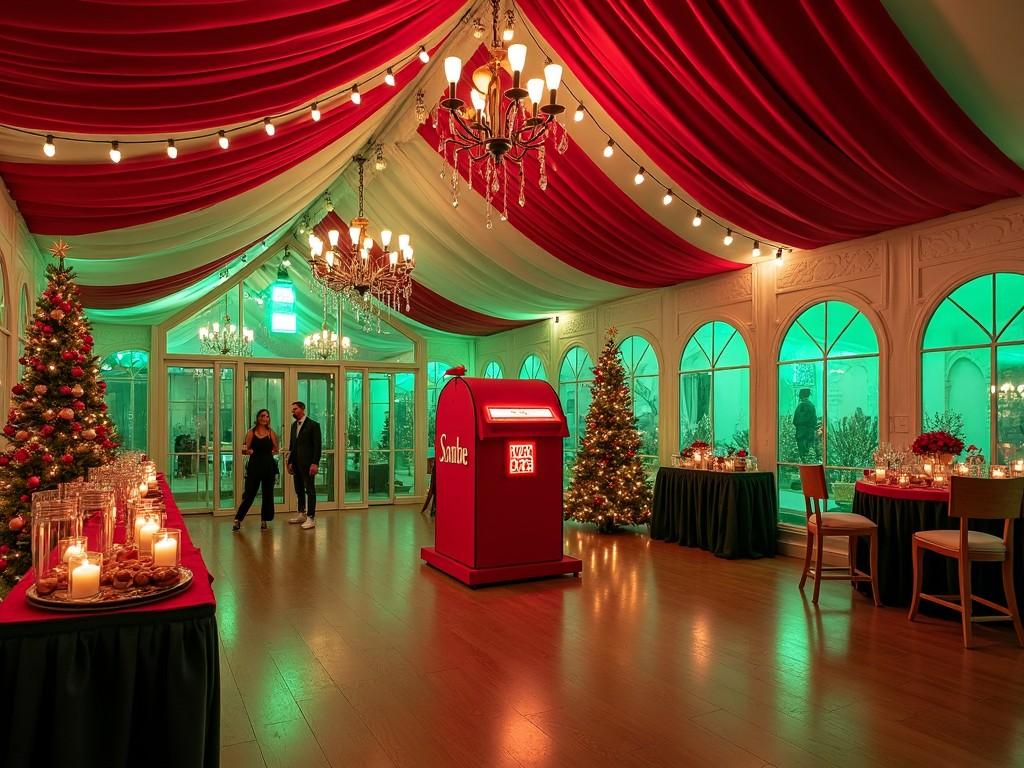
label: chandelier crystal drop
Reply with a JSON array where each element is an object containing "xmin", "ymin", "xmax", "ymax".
[
  {"xmin": 306, "ymin": 156, "xmax": 414, "ymax": 332},
  {"xmin": 437, "ymin": 0, "xmax": 566, "ymax": 218},
  {"xmin": 198, "ymin": 295, "xmax": 253, "ymax": 356}
]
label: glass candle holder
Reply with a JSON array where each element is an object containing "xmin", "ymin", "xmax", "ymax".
[
  {"xmin": 59, "ymin": 535, "xmax": 88, "ymax": 565},
  {"xmin": 67, "ymin": 551, "xmax": 102, "ymax": 600},
  {"xmin": 897, "ymin": 473, "xmax": 910, "ymax": 487},
  {"xmin": 80, "ymin": 488, "xmax": 117, "ymax": 556},
  {"xmin": 932, "ymin": 472, "xmax": 947, "ymax": 488},
  {"xmin": 31, "ymin": 498, "xmax": 82, "ymax": 583},
  {"xmin": 922, "ymin": 461, "xmax": 933, "ymax": 476},
  {"xmin": 1013, "ymin": 459, "xmax": 1024, "ymax": 476},
  {"xmin": 724, "ymin": 458, "xmax": 735, "ymax": 472},
  {"xmin": 152, "ymin": 529, "xmax": 181, "ymax": 568},
  {"xmin": 955, "ymin": 462, "xmax": 970, "ymax": 476},
  {"xmin": 138, "ymin": 515, "xmax": 162, "ymax": 557},
  {"xmin": 990, "ymin": 465, "xmax": 1008, "ymax": 479},
  {"xmin": 873, "ymin": 466, "xmax": 886, "ymax": 483}
]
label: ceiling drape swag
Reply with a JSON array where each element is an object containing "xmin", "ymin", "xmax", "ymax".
[{"xmin": 516, "ymin": 0, "xmax": 1024, "ymax": 248}]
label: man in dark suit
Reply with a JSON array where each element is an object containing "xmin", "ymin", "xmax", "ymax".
[{"xmin": 286, "ymin": 400, "xmax": 321, "ymax": 530}]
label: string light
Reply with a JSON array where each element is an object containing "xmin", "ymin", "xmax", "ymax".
[
  {"xmin": 384, "ymin": 68, "xmax": 396, "ymax": 87},
  {"xmin": 692, "ymin": 210, "xmax": 703, "ymax": 227},
  {"xmin": 419, "ymin": 46, "xmax": 429, "ymax": 63},
  {"xmin": 752, "ymin": 240, "xmax": 761, "ymax": 258},
  {"xmin": 263, "ymin": 118, "xmax": 275, "ymax": 136},
  {"xmin": 218, "ymin": 130, "xmax": 229, "ymax": 150},
  {"xmin": 109, "ymin": 141, "xmax": 121, "ymax": 163},
  {"xmin": 662, "ymin": 190, "xmax": 673, "ymax": 206},
  {"xmin": 350, "ymin": 84, "xmax": 361, "ymax": 105},
  {"xmin": 43, "ymin": 135, "xmax": 55, "ymax": 157},
  {"xmin": 723, "ymin": 229, "xmax": 733, "ymax": 246},
  {"xmin": 310, "ymin": 102, "xmax": 321, "ymax": 121},
  {"xmin": 603, "ymin": 139, "xmax": 615, "ymax": 158},
  {"xmin": 574, "ymin": 103, "xmax": 585, "ymax": 123},
  {"xmin": 775, "ymin": 247, "xmax": 784, "ymax": 265},
  {"xmin": 166, "ymin": 139, "xmax": 177, "ymax": 159},
  {"xmin": 633, "ymin": 167, "xmax": 645, "ymax": 185}
]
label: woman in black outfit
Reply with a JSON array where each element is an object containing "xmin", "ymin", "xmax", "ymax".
[{"xmin": 233, "ymin": 409, "xmax": 279, "ymax": 531}]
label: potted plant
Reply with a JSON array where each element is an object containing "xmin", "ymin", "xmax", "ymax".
[{"xmin": 827, "ymin": 411, "xmax": 879, "ymax": 509}]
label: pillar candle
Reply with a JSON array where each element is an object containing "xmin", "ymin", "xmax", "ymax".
[
  {"xmin": 1014, "ymin": 460, "xmax": 1024, "ymax": 475},
  {"xmin": 70, "ymin": 561, "xmax": 100, "ymax": 599},
  {"xmin": 62, "ymin": 543, "xmax": 84, "ymax": 563},
  {"xmin": 153, "ymin": 536, "xmax": 178, "ymax": 567},
  {"xmin": 873, "ymin": 467, "xmax": 885, "ymax": 482},
  {"xmin": 139, "ymin": 520, "xmax": 160, "ymax": 553},
  {"xmin": 923, "ymin": 462, "xmax": 933, "ymax": 475}
]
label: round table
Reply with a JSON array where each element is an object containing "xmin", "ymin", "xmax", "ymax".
[{"xmin": 852, "ymin": 480, "xmax": 1023, "ymax": 613}]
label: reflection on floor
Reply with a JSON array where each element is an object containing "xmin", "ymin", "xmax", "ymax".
[{"xmin": 185, "ymin": 506, "xmax": 1024, "ymax": 768}]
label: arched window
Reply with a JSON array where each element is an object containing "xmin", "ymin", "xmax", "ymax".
[
  {"xmin": 679, "ymin": 321, "xmax": 750, "ymax": 453},
  {"xmin": 618, "ymin": 335, "xmax": 659, "ymax": 475},
  {"xmin": 426, "ymin": 360, "xmax": 451, "ymax": 448},
  {"xmin": 777, "ymin": 301, "xmax": 879, "ymax": 524},
  {"xmin": 558, "ymin": 346, "xmax": 594, "ymax": 486},
  {"xmin": 483, "ymin": 360, "xmax": 503, "ymax": 378},
  {"xmin": 518, "ymin": 354, "xmax": 546, "ymax": 381},
  {"xmin": 100, "ymin": 350, "xmax": 149, "ymax": 451},
  {"xmin": 922, "ymin": 272, "xmax": 1024, "ymax": 465}
]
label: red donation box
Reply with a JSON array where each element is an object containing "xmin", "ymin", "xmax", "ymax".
[{"xmin": 420, "ymin": 376, "xmax": 583, "ymax": 586}]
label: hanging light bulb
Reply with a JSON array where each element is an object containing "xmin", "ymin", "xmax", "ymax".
[
  {"xmin": 723, "ymin": 229, "xmax": 734, "ymax": 246},
  {"xmin": 350, "ymin": 84, "xmax": 361, "ymax": 105},
  {"xmin": 324, "ymin": 193, "xmax": 334, "ymax": 212},
  {"xmin": 218, "ymin": 131, "xmax": 229, "ymax": 150},
  {"xmin": 384, "ymin": 67, "xmax": 396, "ymax": 87},
  {"xmin": 574, "ymin": 104, "xmax": 585, "ymax": 123},
  {"xmin": 43, "ymin": 135, "xmax": 56, "ymax": 157},
  {"xmin": 109, "ymin": 141, "xmax": 121, "ymax": 163},
  {"xmin": 692, "ymin": 210, "xmax": 703, "ymax": 227},
  {"xmin": 662, "ymin": 190, "xmax": 673, "ymax": 206},
  {"xmin": 263, "ymin": 118, "xmax": 275, "ymax": 136},
  {"xmin": 310, "ymin": 102, "xmax": 321, "ymax": 121},
  {"xmin": 633, "ymin": 167, "xmax": 645, "ymax": 185},
  {"xmin": 166, "ymin": 139, "xmax": 177, "ymax": 159},
  {"xmin": 752, "ymin": 240, "xmax": 761, "ymax": 258},
  {"xmin": 775, "ymin": 247, "xmax": 784, "ymax": 265},
  {"xmin": 418, "ymin": 46, "xmax": 430, "ymax": 64},
  {"xmin": 603, "ymin": 139, "xmax": 615, "ymax": 158},
  {"xmin": 374, "ymin": 144, "xmax": 387, "ymax": 171}
]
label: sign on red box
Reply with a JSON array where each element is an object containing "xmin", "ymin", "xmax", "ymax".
[{"xmin": 506, "ymin": 441, "xmax": 536, "ymax": 476}]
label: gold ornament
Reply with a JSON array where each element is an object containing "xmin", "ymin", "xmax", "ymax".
[
  {"xmin": 14, "ymin": 430, "xmax": 29, "ymax": 441},
  {"xmin": 43, "ymin": 409, "xmax": 56, "ymax": 421},
  {"xmin": 71, "ymin": 384, "xmax": 84, "ymax": 398},
  {"xmin": 81, "ymin": 428, "xmax": 96, "ymax": 440},
  {"xmin": 58, "ymin": 407, "xmax": 75, "ymax": 420},
  {"xmin": 34, "ymin": 384, "xmax": 47, "ymax": 395},
  {"xmin": 49, "ymin": 309, "xmax": 65, "ymax": 321}
]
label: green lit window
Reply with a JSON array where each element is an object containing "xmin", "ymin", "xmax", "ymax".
[
  {"xmin": 618, "ymin": 335, "xmax": 659, "ymax": 477},
  {"xmin": 483, "ymin": 360, "xmax": 503, "ymax": 378},
  {"xmin": 922, "ymin": 272, "xmax": 1024, "ymax": 465},
  {"xmin": 427, "ymin": 361, "xmax": 451, "ymax": 449},
  {"xmin": 100, "ymin": 350, "xmax": 149, "ymax": 452},
  {"xmin": 558, "ymin": 346, "xmax": 594, "ymax": 487},
  {"xmin": 518, "ymin": 354, "xmax": 547, "ymax": 381},
  {"xmin": 679, "ymin": 321, "xmax": 750, "ymax": 453},
  {"xmin": 777, "ymin": 301, "xmax": 879, "ymax": 525}
]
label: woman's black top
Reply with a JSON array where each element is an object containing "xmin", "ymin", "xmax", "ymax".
[{"xmin": 246, "ymin": 432, "xmax": 277, "ymax": 478}]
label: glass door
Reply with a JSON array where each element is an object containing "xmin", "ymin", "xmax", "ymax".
[
  {"xmin": 346, "ymin": 369, "xmax": 416, "ymax": 506},
  {"xmin": 167, "ymin": 365, "xmax": 214, "ymax": 510},
  {"xmin": 345, "ymin": 371, "xmax": 363, "ymax": 504},
  {"xmin": 368, "ymin": 372, "xmax": 392, "ymax": 502},
  {"xmin": 244, "ymin": 368, "xmax": 287, "ymax": 511},
  {"xmin": 296, "ymin": 370, "xmax": 336, "ymax": 507}
]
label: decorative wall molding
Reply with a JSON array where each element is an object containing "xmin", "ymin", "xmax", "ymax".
[
  {"xmin": 513, "ymin": 321, "xmax": 549, "ymax": 347},
  {"xmin": 557, "ymin": 311, "xmax": 595, "ymax": 338},
  {"xmin": 605, "ymin": 295, "xmax": 659, "ymax": 329},
  {"xmin": 673, "ymin": 267, "xmax": 752, "ymax": 312},
  {"xmin": 916, "ymin": 211, "xmax": 1024, "ymax": 264},
  {"xmin": 776, "ymin": 243, "xmax": 883, "ymax": 292}
]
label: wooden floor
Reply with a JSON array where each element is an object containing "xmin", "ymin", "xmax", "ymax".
[{"xmin": 186, "ymin": 506, "xmax": 1024, "ymax": 768}]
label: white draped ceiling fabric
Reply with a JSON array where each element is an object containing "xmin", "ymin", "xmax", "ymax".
[{"xmin": 1, "ymin": 0, "xmax": 1022, "ymax": 331}]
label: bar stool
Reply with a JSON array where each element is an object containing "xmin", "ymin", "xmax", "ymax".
[
  {"xmin": 908, "ymin": 476, "xmax": 1024, "ymax": 649},
  {"xmin": 798, "ymin": 464, "xmax": 880, "ymax": 605}
]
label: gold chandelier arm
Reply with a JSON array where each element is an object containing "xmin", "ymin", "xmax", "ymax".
[{"xmin": 449, "ymin": 108, "xmax": 490, "ymax": 144}]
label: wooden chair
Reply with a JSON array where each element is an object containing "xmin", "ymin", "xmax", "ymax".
[
  {"xmin": 798, "ymin": 464, "xmax": 880, "ymax": 605},
  {"xmin": 908, "ymin": 476, "xmax": 1024, "ymax": 649},
  {"xmin": 420, "ymin": 457, "xmax": 436, "ymax": 517}
]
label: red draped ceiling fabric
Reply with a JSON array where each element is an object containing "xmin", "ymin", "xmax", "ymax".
[
  {"xmin": 0, "ymin": 50, "xmax": 427, "ymax": 236},
  {"xmin": 518, "ymin": 0, "xmax": 1024, "ymax": 248},
  {"xmin": 315, "ymin": 212, "xmax": 538, "ymax": 335},
  {"xmin": 420, "ymin": 47, "xmax": 741, "ymax": 289},
  {"xmin": 0, "ymin": 0, "xmax": 466, "ymax": 133}
]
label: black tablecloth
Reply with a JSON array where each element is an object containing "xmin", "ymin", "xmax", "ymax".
[
  {"xmin": 0, "ymin": 605, "xmax": 220, "ymax": 768},
  {"xmin": 853, "ymin": 489, "xmax": 1024, "ymax": 614},
  {"xmin": 651, "ymin": 467, "xmax": 777, "ymax": 559}
]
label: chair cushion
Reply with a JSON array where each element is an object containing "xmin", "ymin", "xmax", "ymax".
[
  {"xmin": 914, "ymin": 529, "xmax": 1006, "ymax": 554},
  {"xmin": 813, "ymin": 512, "xmax": 877, "ymax": 529}
]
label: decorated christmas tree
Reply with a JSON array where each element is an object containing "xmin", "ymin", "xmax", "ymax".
[
  {"xmin": 0, "ymin": 240, "xmax": 118, "ymax": 590},
  {"xmin": 565, "ymin": 328, "xmax": 652, "ymax": 533}
]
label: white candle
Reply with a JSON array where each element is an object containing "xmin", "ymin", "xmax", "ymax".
[
  {"xmin": 992, "ymin": 468, "xmax": 1006, "ymax": 479},
  {"xmin": 874, "ymin": 467, "xmax": 885, "ymax": 482},
  {"xmin": 139, "ymin": 521, "xmax": 160, "ymax": 553},
  {"xmin": 70, "ymin": 561, "xmax": 100, "ymax": 599},
  {"xmin": 933, "ymin": 474, "xmax": 945, "ymax": 486},
  {"xmin": 898, "ymin": 474, "xmax": 910, "ymax": 487},
  {"xmin": 1014, "ymin": 460, "xmax": 1024, "ymax": 474},
  {"xmin": 134, "ymin": 515, "xmax": 149, "ymax": 544},
  {"xmin": 62, "ymin": 543, "xmax": 84, "ymax": 563},
  {"xmin": 923, "ymin": 462, "xmax": 933, "ymax": 475},
  {"xmin": 153, "ymin": 536, "xmax": 178, "ymax": 567}
]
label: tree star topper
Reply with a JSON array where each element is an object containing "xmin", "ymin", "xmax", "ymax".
[{"xmin": 48, "ymin": 239, "xmax": 70, "ymax": 262}]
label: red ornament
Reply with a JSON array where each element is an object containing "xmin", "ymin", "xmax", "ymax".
[
  {"xmin": 35, "ymin": 364, "xmax": 46, "ymax": 373},
  {"xmin": 0, "ymin": 456, "xmax": 8, "ymax": 466},
  {"xmin": 102, "ymin": 439, "xmax": 114, "ymax": 449},
  {"xmin": 11, "ymin": 384, "xmax": 24, "ymax": 395},
  {"xmin": 0, "ymin": 544, "xmax": 9, "ymax": 554},
  {"xmin": 61, "ymin": 350, "xmax": 75, "ymax": 361},
  {"xmin": 40, "ymin": 425, "xmax": 54, "ymax": 436},
  {"xmin": 33, "ymin": 321, "xmax": 44, "ymax": 331},
  {"xmin": 2, "ymin": 425, "xmax": 15, "ymax": 437},
  {"xmin": 8, "ymin": 515, "xmax": 25, "ymax": 532},
  {"xmin": 71, "ymin": 422, "xmax": 82, "ymax": 432},
  {"xmin": 18, "ymin": 495, "xmax": 29, "ymax": 504},
  {"xmin": 98, "ymin": 381, "xmax": 107, "ymax": 391},
  {"xmin": 95, "ymin": 425, "xmax": 107, "ymax": 437},
  {"xmin": 72, "ymin": 400, "xmax": 85, "ymax": 411},
  {"xmin": 43, "ymin": 325, "xmax": 53, "ymax": 334},
  {"xmin": 0, "ymin": 558, "xmax": 8, "ymax": 571},
  {"xmin": 13, "ymin": 448, "xmax": 28, "ymax": 463},
  {"xmin": 61, "ymin": 302, "xmax": 72, "ymax": 313},
  {"xmin": 59, "ymin": 385, "xmax": 73, "ymax": 396},
  {"xmin": 99, "ymin": 403, "xmax": 107, "ymax": 411},
  {"xmin": 61, "ymin": 454, "xmax": 74, "ymax": 464},
  {"xmin": 83, "ymin": 334, "xmax": 93, "ymax": 345},
  {"xmin": 41, "ymin": 454, "xmax": 53, "ymax": 464},
  {"xmin": 71, "ymin": 366, "xmax": 84, "ymax": 378},
  {"xmin": 26, "ymin": 476, "xmax": 41, "ymax": 489}
]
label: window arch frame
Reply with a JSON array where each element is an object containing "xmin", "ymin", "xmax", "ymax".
[
  {"xmin": 482, "ymin": 360, "xmax": 503, "ymax": 379},
  {"xmin": 558, "ymin": 345, "xmax": 595, "ymax": 486},
  {"xmin": 100, "ymin": 349, "xmax": 150, "ymax": 452},
  {"xmin": 617, "ymin": 333, "xmax": 661, "ymax": 474},
  {"xmin": 517, "ymin": 353, "xmax": 547, "ymax": 381},
  {"xmin": 919, "ymin": 270, "xmax": 1024, "ymax": 465},
  {"xmin": 426, "ymin": 360, "xmax": 452, "ymax": 448},
  {"xmin": 678, "ymin": 319, "xmax": 751, "ymax": 454}
]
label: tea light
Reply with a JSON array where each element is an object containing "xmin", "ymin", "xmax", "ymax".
[
  {"xmin": 956, "ymin": 463, "xmax": 970, "ymax": 476},
  {"xmin": 873, "ymin": 466, "xmax": 886, "ymax": 482},
  {"xmin": 933, "ymin": 473, "xmax": 946, "ymax": 487},
  {"xmin": 693, "ymin": 452, "xmax": 702, "ymax": 464},
  {"xmin": 138, "ymin": 481, "xmax": 149, "ymax": 496},
  {"xmin": 139, "ymin": 519, "xmax": 160, "ymax": 555},
  {"xmin": 897, "ymin": 473, "xmax": 910, "ymax": 487},
  {"xmin": 1013, "ymin": 460, "xmax": 1024, "ymax": 475},
  {"xmin": 68, "ymin": 552, "xmax": 101, "ymax": 600},
  {"xmin": 991, "ymin": 466, "xmax": 1007, "ymax": 479},
  {"xmin": 60, "ymin": 535, "xmax": 88, "ymax": 564},
  {"xmin": 152, "ymin": 529, "xmax": 180, "ymax": 567}
]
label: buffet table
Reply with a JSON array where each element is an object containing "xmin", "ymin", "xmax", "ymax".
[
  {"xmin": 651, "ymin": 467, "xmax": 777, "ymax": 559},
  {"xmin": 852, "ymin": 480, "xmax": 1024, "ymax": 612},
  {"xmin": 0, "ymin": 475, "xmax": 219, "ymax": 768}
]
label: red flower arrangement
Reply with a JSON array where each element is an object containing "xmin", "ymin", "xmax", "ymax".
[
  {"xmin": 689, "ymin": 440, "xmax": 711, "ymax": 453},
  {"xmin": 736, "ymin": 449, "xmax": 748, "ymax": 458},
  {"xmin": 910, "ymin": 430, "xmax": 964, "ymax": 457}
]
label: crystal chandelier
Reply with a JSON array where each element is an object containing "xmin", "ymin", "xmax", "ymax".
[
  {"xmin": 304, "ymin": 289, "xmax": 339, "ymax": 360},
  {"xmin": 198, "ymin": 295, "xmax": 253, "ymax": 356},
  {"xmin": 307, "ymin": 157, "xmax": 414, "ymax": 331},
  {"xmin": 341, "ymin": 335, "xmax": 358, "ymax": 359},
  {"xmin": 437, "ymin": 0, "xmax": 567, "ymax": 222}
]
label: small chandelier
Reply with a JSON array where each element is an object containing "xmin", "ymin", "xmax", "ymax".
[
  {"xmin": 307, "ymin": 156, "xmax": 415, "ymax": 331},
  {"xmin": 341, "ymin": 335, "xmax": 358, "ymax": 360},
  {"xmin": 198, "ymin": 295, "xmax": 253, "ymax": 356},
  {"xmin": 437, "ymin": 0, "xmax": 566, "ymax": 221},
  {"xmin": 305, "ymin": 289, "xmax": 339, "ymax": 360}
]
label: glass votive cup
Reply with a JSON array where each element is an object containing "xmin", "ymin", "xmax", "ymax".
[
  {"xmin": 152, "ymin": 529, "xmax": 181, "ymax": 568},
  {"xmin": 59, "ymin": 535, "xmax": 88, "ymax": 565},
  {"xmin": 67, "ymin": 551, "xmax": 103, "ymax": 600},
  {"xmin": 990, "ymin": 465, "xmax": 1008, "ymax": 479},
  {"xmin": 932, "ymin": 473, "xmax": 947, "ymax": 487},
  {"xmin": 955, "ymin": 462, "xmax": 970, "ymax": 476},
  {"xmin": 1013, "ymin": 459, "xmax": 1024, "ymax": 476},
  {"xmin": 873, "ymin": 466, "xmax": 886, "ymax": 483},
  {"xmin": 897, "ymin": 473, "xmax": 910, "ymax": 487}
]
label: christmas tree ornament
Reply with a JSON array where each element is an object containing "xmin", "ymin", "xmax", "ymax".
[
  {"xmin": 0, "ymin": 456, "xmax": 8, "ymax": 466},
  {"xmin": 2, "ymin": 426, "xmax": 14, "ymax": 437},
  {"xmin": 42, "ymin": 454, "xmax": 53, "ymax": 464},
  {"xmin": 34, "ymin": 384, "xmax": 47, "ymax": 395},
  {"xmin": 58, "ymin": 408, "xmax": 75, "ymax": 420},
  {"xmin": 72, "ymin": 400, "xmax": 85, "ymax": 411},
  {"xmin": 59, "ymin": 385, "xmax": 72, "ymax": 396},
  {"xmin": 11, "ymin": 384, "xmax": 24, "ymax": 395},
  {"xmin": 71, "ymin": 384, "xmax": 84, "ymax": 397},
  {"xmin": 82, "ymin": 428, "xmax": 96, "ymax": 440},
  {"xmin": 40, "ymin": 425, "xmax": 54, "ymax": 436},
  {"xmin": 0, "ymin": 558, "xmax": 7, "ymax": 571},
  {"xmin": 42, "ymin": 410, "xmax": 55, "ymax": 422},
  {"xmin": 61, "ymin": 454, "xmax": 74, "ymax": 464},
  {"xmin": 71, "ymin": 366, "xmax": 84, "ymax": 378},
  {"xmin": 49, "ymin": 309, "xmax": 65, "ymax": 320},
  {"xmin": 26, "ymin": 477, "xmax": 40, "ymax": 489},
  {"xmin": 61, "ymin": 351, "xmax": 75, "ymax": 361},
  {"xmin": 13, "ymin": 449, "xmax": 28, "ymax": 463},
  {"xmin": 14, "ymin": 431, "xmax": 29, "ymax": 442}
]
